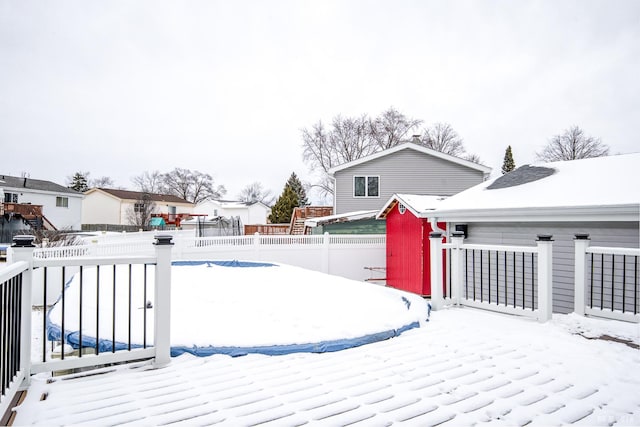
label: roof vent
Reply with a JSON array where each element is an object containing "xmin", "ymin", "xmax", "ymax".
[{"xmin": 487, "ymin": 165, "xmax": 555, "ymax": 190}]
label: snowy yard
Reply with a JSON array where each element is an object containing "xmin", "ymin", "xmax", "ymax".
[{"xmin": 12, "ymin": 264, "xmax": 640, "ymax": 426}]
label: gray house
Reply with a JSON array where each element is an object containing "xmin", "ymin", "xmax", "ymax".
[
  {"xmin": 328, "ymin": 142, "xmax": 491, "ymax": 215},
  {"xmin": 430, "ymin": 153, "xmax": 640, "ymax": 314}
]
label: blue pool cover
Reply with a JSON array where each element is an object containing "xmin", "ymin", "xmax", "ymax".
[{"xmin": 47, "ymin": 260, "xmax": 429, "ymax": 357}]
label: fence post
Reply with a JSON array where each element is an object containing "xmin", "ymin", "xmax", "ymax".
[
  {"xmin": 536, "ymin": 235, "xmax": 553, "ymax": 322},
  {"xmin": 450, "ymin": 231, "xmax": 465, "ymax": 306},
  {"xmin": 253, "ymin": 232, "xmax": 261, "ymax": 261},
  {"xmin": 11, "ymin": 235, "xmax": 36, "ymax": 386},
  {"xmin": 153, "ymin": 235, "xmax": 173, "ymax": 368},
  {"xmin": 573, "ymin": 234, "xmax": 590, "ymax": 317},
  {"xmin": 429, "ymin": 232, "xmax": 444, "ymax": 310},
  {"xmin": 321, "ymin": 232, "xmax": 330, "ymax": 274}
]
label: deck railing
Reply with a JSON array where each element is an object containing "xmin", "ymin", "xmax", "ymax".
[
  {"xmin": 431, "ymin": 232, "xmax": 554, "ymax": 322},
  {"xmin": 574, "ymin": 234, "xmax": 639, "ymax": 322},
  {"xmin": 0, "ymin": 234, "xmax": 174, "ymax": 416},
  {"xmin": 0, "ymin": 259, "xmax": 30, "ymax": 419}
]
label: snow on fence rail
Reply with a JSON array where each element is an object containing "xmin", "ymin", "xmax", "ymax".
[{"xmin": 574, "ymin": 234, "xmax": 639, "ymax": 322}]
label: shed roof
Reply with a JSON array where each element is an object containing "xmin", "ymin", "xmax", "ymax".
[
  {"xmin": 304, "ymin": 210, "xmax": 378, "ymax": 227},
  {"xmin": 377, "ymin": 194, "xmax": 448, "ymax": 219},
  {"xmin": 431, "ymin": 153, "xmax": 640, "ymax": 222},
  {"xmin": 0, "ymin": 174, "xmax": 81, "ymax": 196},
  {"xmin": 327, "ymin": 142, "xmax": 492, "ymax": 175}
]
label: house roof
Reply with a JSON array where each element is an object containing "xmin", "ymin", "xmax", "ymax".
[
  {"xmin": 86, "ymin": 188, "xmax": 193, "ymax": 205},
  {"xmin": 377, "ymin": 194, "xmax": 448, "ymax": 219},
  {"xmin": 327, "ymin": 142, "xmax": 492, "ymax": 175},
  {"xmin": 0, "ymin": 174, "xmax": 81, "ymax": 196},
  {"xmin": 431, "ymin": 153, "xmax": 640, "ymax": 222}
]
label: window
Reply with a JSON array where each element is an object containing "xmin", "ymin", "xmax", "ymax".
[
  {"xmin": 354, "ymin": 176, "xmax": 380, "ymax": 197},
  {"xmin": 4, "ymin": 192, "xmax": 18, "ymax": 203},
  {"xmin": 134, "ymin": 203, "xmax": 145, "ymax": 213},
  {"xmin": 56, "ymin": 196, "xmax": 69, "ymax": 207}
]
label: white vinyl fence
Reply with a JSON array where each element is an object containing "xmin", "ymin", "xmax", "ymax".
[{"xmin": 23, "ymin": 232, "xmax": 386, "ymax": 306}]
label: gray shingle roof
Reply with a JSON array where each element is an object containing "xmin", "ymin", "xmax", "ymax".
[{"xmin": 0, "ymin": 174, "xmax": 80, "ymax": 195}]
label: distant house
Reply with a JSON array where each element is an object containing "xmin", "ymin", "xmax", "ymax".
[
  {"xmin": 429, "ymin": 153, "xmax": 640, "ymax": 314},
  {"xmin": 328, "ymin": 142, "xmax": 491, "ymax": 215},
  {"xmin": 1, "ymin": 175, "xmax": 83, "ymax": 240},
  {"xmin": 82, "ymin": 188, "xmax": 194, "ymax": 227},
  {"xmin": 195, "ymin": 200, "xmax": 271, "ymax": 226},
  {"xmin": 376, "ymin": 194, "xmax": 447, "ymax": 296}
]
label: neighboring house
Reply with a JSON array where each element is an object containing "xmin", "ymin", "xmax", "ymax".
[
  {"xmin": 82, "ymin": 188, "xmax": 194, "ymax": 227},
  {"xmin": 376, "ymin": 194, "xmax": 447, "ymax": 296},
  {"xmin": 328, "ymin": 142, "xmax": 491, "ymax": 215},
  {"xmin": 0, "ymin": 175, "xmax": 83, "ymax": 240},
  {"xmin": 429, "ymin": 153, "xmax": 640, "ymax": 314},
  {"xmin": 195, "ymin": 200, "xmax": 271, "ymax": 226}
]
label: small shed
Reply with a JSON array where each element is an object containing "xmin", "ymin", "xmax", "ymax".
[{"xmin": 377, "ymin": 194, "xmax": 447, "ymax": 296}]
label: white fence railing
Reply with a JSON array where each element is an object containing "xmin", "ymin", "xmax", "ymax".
[
  {"xmin": 1, "ymin": 234, "xmax": 174, "ymax": 409},
  {"xmin": 574, "ymin": 234, "xmax": 640, "ymax": 323},
  {"xmin": 29, "ymin": 233, "xmax": 386, "ymax": 284},
  {"xmin": 0, "ymin": 260, "xmax": 30, "ymax": 419},
  {"xmin": 430, "ymin": 232, "xmax": 554, "ymax": 322}
]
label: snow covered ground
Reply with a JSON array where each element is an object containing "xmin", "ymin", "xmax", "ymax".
[{"xmin": 12, "ymin": 264, "xmax": 640, "ymax": 426}]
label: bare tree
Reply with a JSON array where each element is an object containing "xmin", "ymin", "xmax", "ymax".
[
  {"xmin": 131, "ymin": 170, "xmax": 164, "ymax": 193},
  {"xmin": 419, "ymin": 122, "xmax": 465, "ymax": 157},
  {"xmin": 370, "ymin": 107, "xmax": 423, "ymax": 150},
  {"xmin": 237, "ymin": 182, "xmax": 274, "ymax": 205},
  {"xmin": 126, "ymin": 192, "xmax": 157, "ymax": 229},
  {"xmin": 302, "ymin": 108, "xmax": 422, "ymax": 198},
  {"xmin": 536, "ymin": 126, "xmax": 609, "ymax": 162},
  {"xmin": 161, "ymin": 168, "xmax": 226, "ymax": 204},
  {"xmin": 89, "ymin": 176, "xmax": 114, "ymax": 188},
  {"xmin": 461, "ymin": 153, "xmax": 484, "ymax": 165}
]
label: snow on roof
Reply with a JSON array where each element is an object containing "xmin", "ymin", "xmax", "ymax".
[
  {"xmin": 432, "ymin": 153, "xmax": 640, "ymax": 221},
  {"xmin": 327, "ymin": 142, "xmax": 492, "ymax": 175},
  {"xmin": 304, "ymin": 210, "xmax": 378, "ymax": 227},
  {"xmin": 377, "ymin": 194, "xmax": 448, "ymax": 219}
]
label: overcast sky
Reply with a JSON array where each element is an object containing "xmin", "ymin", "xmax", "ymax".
[{"xmin": 1, "ymin": 0, "xmax": 639, "ymax": 203}]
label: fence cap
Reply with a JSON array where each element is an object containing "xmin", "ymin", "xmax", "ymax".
[
  {"xmin": 12, "ymin": 234, "xmax": 36, "ymax": 247},
  {"xmin": 574, "ymin": 233, "xmax": 590, "ymax": 240},
  {"xmin": 429, "ymin": 231, "xmax": 443, "ymax": 238},
  {"xmin": 451, "ymin": 231, "xmax": 465, "ymax": 238},
  {"xmin": 154, "ymin": 234, "xmax": 174, "ymax": 246},
  {"xmin": 536, "ymin": 234, "xmax": 554, "ymax": 241}
]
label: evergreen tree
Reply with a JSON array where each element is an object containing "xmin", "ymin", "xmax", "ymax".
[
  {"xmin": 68, "ymin": 171, "xmax": 89, "ymax": 192},
  {"xmin": 286, "ymin": 172, "xmax": 308, "ymax": 206},
  {"xmin": 269, "ymin": 184, "xmax": 299, "ymax": 223},
  {"xmin": 501, "ymin": 146, "xmax": 516, "ymax": 174}
]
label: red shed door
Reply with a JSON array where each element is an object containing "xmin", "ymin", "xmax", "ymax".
[{"xmin": 385, "ymin": 203, "xmax": 424, "ymax": 295}]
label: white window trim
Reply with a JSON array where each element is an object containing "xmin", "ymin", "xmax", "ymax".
[
  {"xmin": 56, "ymin": 196, "xmax": 69, "ymax": 208},
  {"xmin": 353, "ymin": 175, "xmax": 381, "ymax": 198}
]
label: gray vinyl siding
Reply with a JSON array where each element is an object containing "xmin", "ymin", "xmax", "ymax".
[
  {"xmin": 454, "ymin": 221, "xmax": 640, "ymax": 314},
  {"xmin": 334, "ymin": 149, "xmax": 485, "ymax": 214}
]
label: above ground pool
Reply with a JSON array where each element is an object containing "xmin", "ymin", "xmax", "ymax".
[{"xmin": 47, "ymin": 261, "xmax": 430, "ymax": 357}]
